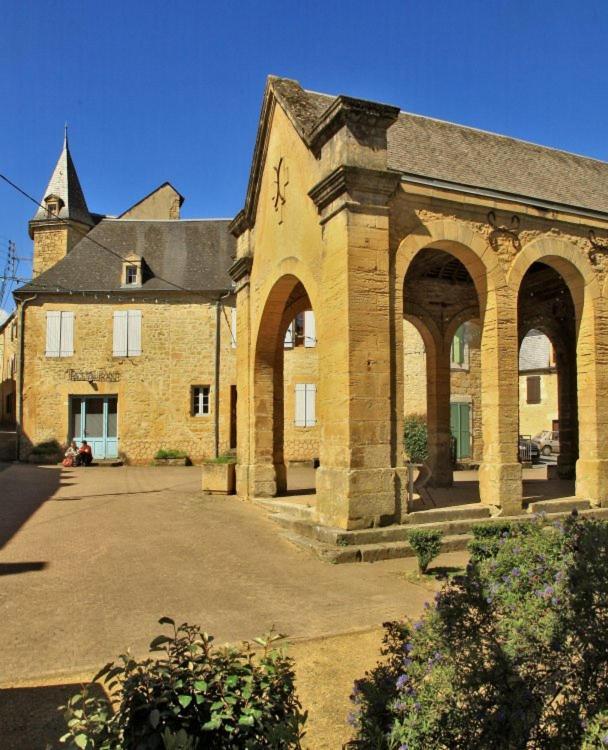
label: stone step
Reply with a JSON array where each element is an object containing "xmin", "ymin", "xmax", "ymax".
[
  {"xmin": 528, "ymin": 497, "xmax": 591, "ymax": 514},
  {"xmin": 281, "ymin": 530, "xmax": 473, "ymax": 564},
  {"xmin": 254, "ymin": 498, "xmax": 316, "ymax": 521},
  {"xmin": 405, "ymin": 504, "xmax": 491, "ymax": 525},
  {"xmin": 271, "ymin": 511, "xmax": 512, "ymax": 546},
  {"xmin": 271, "ymin": 506, "xmax": 608, "ymax": 564}
]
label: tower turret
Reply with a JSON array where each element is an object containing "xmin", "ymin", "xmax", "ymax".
[{"xmin": 29, "ymin": 128, "xmax": 94, "ymax": 277}]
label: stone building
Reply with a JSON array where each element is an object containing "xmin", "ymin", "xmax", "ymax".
[
  {"xmin": 14, "ymin": 135, "xmax": 238, "ymax": 464},
  {"xmin": 229, "ymin": 76, "xmax": 608, "ymax": 529},
  {"xmin": 0, "ymin": 312, "xmax": 17, "ymax": 426}
]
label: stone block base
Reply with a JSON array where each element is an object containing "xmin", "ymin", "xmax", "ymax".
[
  {"xmin": 316, "ymin": 466, "xmax": 408, "ymax": 529},
  {"xmin": 576, "ymin": 458, "xmax": 608, "ymax": 507},
  {"xmin": 248, "ymin": 463, "xmax": 287, "ymax": 498},
  {"xmin": 202, "ymin": 462, "xmax": 236, "ymax": 495},
  {"xmin": 478, "ymin": 461, "xmax": 522, "ymax": 515}
]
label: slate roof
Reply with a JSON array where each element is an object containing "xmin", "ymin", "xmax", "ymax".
[
  {"xmin": 18, "ymin": 219, "xmax": 235, "ymax": 294},
  {"xmin": 31, "ymin": 133, "xmax": 94, "ymax": 227},
  {"xmin": 299, "ymin": 85, "xmax": 608, "ymax": 215}
]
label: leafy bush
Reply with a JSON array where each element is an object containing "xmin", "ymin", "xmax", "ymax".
[
  {"xmin": 31, "ymin": 439, "xmax": 62, "ymax": 455},
  {"xmin": 60, "ymin": 617, "xmax": 306, "ymax": 749},
  {"xmin": 468, "ymin": 521, "xmax": 530, "ymax": 562},
  {"xmin": 581, "ymin": 711, "xmax": 608, "ymax": 748},
  {"xmin": 349, "ymin": 514, "xmax": 608, "ymax": 749},
  {"xmin": 407, "ymin": 529, "xmax": 442, "ymax": 574},
  {"xmin": 154, "ymin": 449, "xmax": 188, "ymax": 460},
  {"xmin": 403, "ymin": 414, "xmax": 428, "ymax": 464}
]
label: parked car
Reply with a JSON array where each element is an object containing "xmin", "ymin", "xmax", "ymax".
[
  {"xmin": 532, "ymin": 430, "xmax": 560, "ymax": 456},
  {"xmin": 519, "ymin": 436, "xmax": 541, "ymax": 464}
]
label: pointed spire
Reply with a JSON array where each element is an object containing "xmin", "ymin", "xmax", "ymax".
[{"xmin": 31, "ymin": 128, "xmax": 93, "ymax": 226}]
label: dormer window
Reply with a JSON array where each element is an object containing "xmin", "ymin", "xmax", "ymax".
[
  {"xmin": 44, "ymin": 194, "xmax": 64, "ymax": 218},
  {"xmin": 121, "ymin": 253, "xmax": 143, "ymax": 287},
  {"xmin": 125, "ymin": 265, "xmax": 138, "ymax": 285}
]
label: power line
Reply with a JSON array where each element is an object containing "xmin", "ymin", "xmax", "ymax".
[{"xmin": 0, "ymin": 171, "xmax": 195, "ymax": 294}]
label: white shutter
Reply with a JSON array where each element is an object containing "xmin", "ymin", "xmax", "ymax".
[
  {"xmin": 60, "ymin": 312, "xmax": 74, "ymax": 356},
  {"xmin": 284, "ymin": 322, "xmax": 294, "ymax": 349},
  {"xmin": 113, "ymin": 311, "xmax": 128, "ymax": 357},
  {"xmin": 127, "ymin": 310, "xmax": 142, "ymax": 356},
  {"xmin": 295, "ymin": 384, "xmax": 307, "ymax": 426},
  {"xmin": 45, "ymin": 311, "xmax": 61, "ymax": 357},
  {"xmin": 231, "ymin": 307, "xmax": 237, "ymax": 348},
  {"xmin": 304, "ymin": 310, "xmax": 316, "ymax": 347},
  {"xmin": 305, "ymin": 383, "xmax": 316, "ymax": 426}
]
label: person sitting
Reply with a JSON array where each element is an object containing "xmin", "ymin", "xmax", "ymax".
[
  {"xmin": 75, "ymin": 440, "xmax": 93, "ymax": 467},
  {"xmin": 63, "ymin": 441, "xmax": 78, "ymax": 467}
]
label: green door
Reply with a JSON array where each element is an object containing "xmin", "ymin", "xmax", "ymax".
[{"xmin": 450, "ymin": 402, "xmax": 471, "ymax": 460}]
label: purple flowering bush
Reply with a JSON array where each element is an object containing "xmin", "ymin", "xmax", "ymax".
[{"xmin": 348, "ymin": 514, "xmax": 608, "ymax": 749}]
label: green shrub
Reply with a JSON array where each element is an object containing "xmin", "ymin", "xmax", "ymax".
[
  {"xmin": 468, "ymin": 521, "xmax": 531, "ymax": 562},
  {"xmin": 403, "ymin": 414, "xmax": 428, "ymax": 464},
  {"xmin": 59, "ymin": 617, "xmax": 306, "ymax": 749},
  {"xmin": 349, "ymin": 514, "xmax": 608, "ymax": 749},
  {"xmin": 205, "ymin": 454, "xmax": 237, "ymax": 464},
  {"xmin": 154, "ymin": 449, "xmax": 188, "ymax": 460},
  {"xmin": 407, "ymin": 529, "xmax": 442, "ymax": 574},
  {"xmin": 31, "ymin": 439, "xmax": 62, "ymax": 455}
]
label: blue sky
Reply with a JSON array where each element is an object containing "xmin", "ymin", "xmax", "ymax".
[{"xmin": 1, "ymin": 0, "xmax": 607, "ymax": 312}]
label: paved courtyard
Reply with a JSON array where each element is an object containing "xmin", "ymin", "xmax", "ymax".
[{"xmin": 0, "ymin": 463, "xmax": 431, "ymax": 683}]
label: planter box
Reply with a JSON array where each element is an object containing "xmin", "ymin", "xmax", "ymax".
[
  {"xmin": 202, "ymin": 462, "xmax": 236, "ymax": 495},
  {"xmin": 153, "ymin": 457, "xmax": 190, "ymax": 466}
]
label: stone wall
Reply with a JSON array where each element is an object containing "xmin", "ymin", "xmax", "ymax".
[
  {"xmin": 31, "ymin": 224, "xmax": 86, "ymax": 277},
  {"xmin": 0, "ymin": 314, "xmax": 17, "ymax": 426},
  {"xmin": 20, "ymin": 294, "xmax": 237, "ymax": 464},
  {"xmin": 283, "ymin": 344, "xmax": 319, "ymax": 462},
  {"xmin": 519, "ymin": 371, "xmax": 558, "ymax": 437}
]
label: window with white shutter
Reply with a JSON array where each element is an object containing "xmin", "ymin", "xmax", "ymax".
[
  {"xmin": 113, "ymin": 310, "xmax": 141, "ymax": 357},
  {"xmin": 46, "ymin": 311, "xmax": 74, "ymax": 357},
  {"xmin": 295, "ymin": 383, "xmax": 316, "ymax": 427},
  {"xmin": 304, "ymin": 310, "xmax": 316, "ymax": 347}
]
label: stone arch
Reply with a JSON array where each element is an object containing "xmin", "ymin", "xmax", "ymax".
[
  {"xmin": 395, "ymin": 218, "xmax": 508, "ymax": 315},
  {"xmin": 508, "ymin": 236, "xmax": 600, "ymax": 324},
  {"xmin": 510, "ymin": 237, "xmax": 606, "ymax": 499},
  {"xmin": 251, "ymin": 271, "xmax": 317, "ymax": 498}
]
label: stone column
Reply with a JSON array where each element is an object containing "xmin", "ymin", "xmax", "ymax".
[
  {"xmin": 307, "ymin": 96, "xmax": 405, "ymax": 529},
  {"xmin": 575, "ymin": 296, "xmax": 608, "ymax": 506},
  {"xmin": 555, "ymin": 342, "xmax": 578, "ymax": 480},
  {"xmin": 479, "ymin": 290, "xmax": 522, "ymax": 515},
  {"xmin": 426, "ymin": 338, "xmax": 453, "ymax": 486},
  {"xmin": 228, "ymin": 252, "xmax": 254, "ymax": 498}
]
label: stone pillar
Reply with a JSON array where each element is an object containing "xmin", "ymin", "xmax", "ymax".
[
  {"xmin": 426, "ymin": 337, "xmax": 453, "ymax": 486},
  {"xmin": 307, "ymin": 96, "xmax": 404, "ymax": 529},
  {"xmin": 479, "ymin": 290, "xmax": 522, "ymax": 515},
  {"xmin": 555, "ymin": 343, "xmax": 578, "ymax": 480},
  {"xmin": 575, "ymin": 296, "xmax": 608, "ymax": 506}
]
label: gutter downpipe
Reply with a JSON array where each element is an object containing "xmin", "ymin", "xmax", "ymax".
[
  {"xmin": 16, "ymin": 293, "xmax": 38, "ymax": 461},
  {"xmin": 214, "ymin": 291, "xmax": 232, "ymax": 458}
]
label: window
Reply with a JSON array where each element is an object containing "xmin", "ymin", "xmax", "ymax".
[
  {"xmin": 10, "ymin": 320, "xmax": 16, "ymax": 341},
  {"xmin": 526, "ymin": 375, "xmax": 541, "ymax": 404},
  {"xmin": 125, "ymin": 265, "xmax": 138, "ymax": 285},
  {"xmin": 5, "ymin": 393, "xmax": 13, "ymax": 417},
  {"xmin": 450, "ymin": 324, "xmax": 467, "ymax": 368},
  {"xmin": 295, "ymin": 383, "xmax": 316, "ymax": 427},
  {"xmin": 8, "ymin": 355, "xmax": 15, "ymax": 378},
  {"xmin": 46, "ymin": 311, "xmax": 74, "ymax": 357},
  {"xmin": 192, "ymin": 385, "xmax": 210, "ymax": 416},
  {"xmin": 113, "ymin": 310, "xmax": 141, "ymax": 357},
  {"xmin": 284, "ymin": 310, "xmax": 316, "ymax": 349}
]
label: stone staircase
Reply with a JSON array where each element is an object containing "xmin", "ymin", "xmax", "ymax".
[{"xmin": 256, "ymin": 496, "xmax": 608, "ymax": 563}]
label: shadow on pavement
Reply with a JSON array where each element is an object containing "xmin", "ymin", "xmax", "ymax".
[
  {"xmin": 0, "ymin": 466, "xmax": 63, "ymax": 549},
  {"xmin": 1, "ymin": 682, "xmax": 107, "ymax": 750},
  {"xmin": 0, "ymin": 561, "xmax": 47, "ymax": 576}
]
